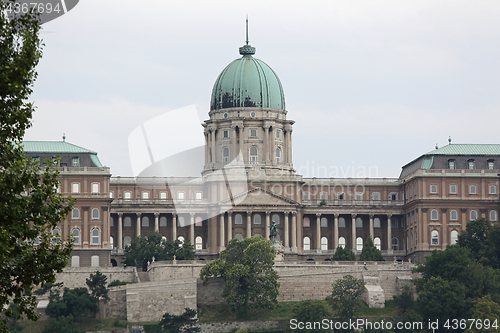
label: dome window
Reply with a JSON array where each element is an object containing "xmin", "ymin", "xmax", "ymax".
[
  {"xmin": 223, "ymin": 112, "xmax": 228, "ymax": 118},
  {"xmin": 251, "ymin": 111, "xmax": 256, "ymax": 118}
]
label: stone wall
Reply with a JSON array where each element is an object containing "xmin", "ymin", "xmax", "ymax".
[
  {"xmin": 106, "ymin": 286, "xmax": 127, "ymax": 319},
  {"xmin": 55, "ymin": 266, "xmax": 138, "ymax": 289},
  {"xmin": 199, "ymin": 320, "xmax": 287, "ymax": 333}
]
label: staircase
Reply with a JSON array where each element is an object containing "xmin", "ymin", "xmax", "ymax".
[{"xmin": 137, "ymin": 271, "xmax": 150, "ymax": 283}]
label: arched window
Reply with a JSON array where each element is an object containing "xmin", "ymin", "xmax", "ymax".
[
  {"xmin": 391, "ymin": 217, "xmax": 398, "ymax": 228},
  {"xmin": 72, "ymin": 208, "xmax": 80, "ymax": 219},
  {"xmin": 160, "ymin": 216, "xmax": 167, "ymax": 227},
  {"xmin": 469, "ymin": 184, "xmax": 477, "ymax": 195},
  {"xmin": 235, "ymin": 214, "xmax": 243, "ymax": 225},
  {"xmin": 490, "ymin": 210, "xmax": 498, "ymax": 222},
  {"xmin": 338, "ymin": 237, "xmax": 346, "ymax": 249},
  {"xmin": 235, "ymin": 233, "xmax": 243, "ymax": 241},
  {"xmin": 195, "ymin": 216, "xmax": 203, "ymax": 227},
  {"xmin": 91, "ymin": 227, "xmax": 100, "ymax": 245},
  {"xmin": 374, "ymin": 237, "xmax": 381, "ymax": 250},
  {"xmin": 303, "ymin": 217, "xmax": 310, "ymax": 228},
  {"xmin": 470, "ymin": 210, "xmax": 478, "ymax": 221},
  {"xmin": 195, "ymin": 236, "xmax": 203, "ymax": 250},
  {"xmin": 253, "ymin": 214, "xmax": 261, "ymax": 225},
  {"xmin": 356, "ymin": 217, "xmax": 363, "ymax": 228},
  {"xmin": 431, "ymin": 209, "xmax": 439, "ymax": 221},
  {"xmin": 71, "ymin": 227, "xmax": 81, "ymax": 245},
  {"xmin": 123, "ymin": 191, "xmax": 132, "ymax": 200},
  {"xmin": 450, "ymin": 230, "xmax": 458, "ymax": 245},
  {"xmin": 91, "ymin": 208, "xmax": 100, "ymax": 220},
  {"xmin": 142, "ymin": 216, "xmax": 149, "ymax": 227},
  {"xmin": 177, "ymin": 236, "xmax": 185, "ymax": 245},
  {"xmin": 71, "ymin": 256, "xmax": 80, "ymax": 267},
  {"xmin": 272, "ymin": 214, "xmax": 280, "ymax": 225},
  {"xmin": 356, "ymin": 237, "xmax": 363, "ymax": 251},
  {"xmin": 249, "ymin": 146, "xmax": 258, "ymax": 163},
  {"xmin": 321, "ymin": 237, "xmax": 328, "ymax": 250},
  {"xmin": 124, "ymin": 216, "xmax": 131, "ymax": 227},
  {"xmin": 450, "ymin": 209, "xmax": 458, "ymax": 221},
  {"xmin": 91, "ymin": 255, "xmax": 99, "ymax": 267},
  {"xmin": 374, "ymin": 217, "xmax": 381, "ymax": 228},
  {"xmin": 124, "ymin": 236, "xmax": 132, "ymax": 247},
  {"xmin": 276, "ymin": 147, "xmax": 281, "ymax": 163},
  {"xmin": 52, "ymin": 228, "xmax": 61, "ymax": 244},
  {"xmin": 303, "ymin": 237, "xmax": 311, "ymax": 251},
  {"xmin": 431, "ymin": 230, "xmax": 439, "ymax": 246},
  {"xmin": 142, "ymin": 191, "xmax": 150, "ymax": 200},
  {"xmin": 222, "ymin": 147, "xmax": 230, "ymax": 164},
  {"xmin": 392, "ymin": 237, "xmax": 399, "ymax": 251},
  {"xmin": 339, "ymin": 217, "xmax": 346, "ymax": 228},
  {"xmin": 321, "ymin": 217, "xmax": 327, "ymax": 228}
]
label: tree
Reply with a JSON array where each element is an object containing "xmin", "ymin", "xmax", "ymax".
[
  {"xmin": 86, "ymin": 271, "xmax": 110, "ymax": 320},
  {"xmin": 465, "ymin": 295, "xmax": 500, "ymax": 333},
  {"xmin": 359, "ymin": 237, "xmax": 384, "ymax": 261},
  {"xmin": 0, "ymin": 3, "xmax": 74, "ymax": 331},
  {"xmin": 327, "ymin": 275, "xmax": 365, "ymax": 321},
  {"xmin": 158, "ymin": 308, "xmax": 200, "ymax": 333},
  {"xmin": 393, "ymin": 284, "xmax": 414, "ymax": 313},
  {"xmin": 45, "ymin": 287, "xmax": 98, "ymax": 320},
  {"xmin": 332, "ymin": 246, "xmax": 356, "ymax": 261},
  {"xmin": 41, "ymin": 315, "xmax": 81, "ymax": 333},
  {"xmin": 457, "ymin": 218, "xmax": 491, "ymax": 261},
  {"xmin": 286, "ymin": 300, "xmax": 332, "ymax": 333},
  {"xmin": 123, "ymin": 232, "xmax": 195, "ymax": 271},
  {"xmin": 199, "ymin": 236, "xmax": 280, "ymax": 316}
]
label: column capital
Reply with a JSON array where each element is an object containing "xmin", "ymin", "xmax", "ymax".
[
  {"xmin": 440, "ymin": 208, "xmax": 448, "ymax": 213},
  {"xmin": 172, "ymin": 213, "xmax": 177, "ymax": 218},
  {"xmin": 369, "ymin": 214, "xmax": 374, "ymax": 218},
  {"xmin": 136, "ymin": 212, "xmax": 142, "ymax": 217},
  {"xmin": 387, "ymin": 214, "xmax": 393, "ymax": 219},
  {"xmin": 265, "ymin": 211, "xmax": 271, "ymax": 216},
  {"xmin": 103, "ymin": 207, "xmax": 109, "ymax": 212},
  {"xmin": 316, "ymin": 213, "xmax": 322, "ymax": 217},
  {"xmin": 334, "ymin": 213, "xmax": 339, "ymax": 218},
  {"xmin": 118, "ymin": 212, "xmax": 123, "ymax": 217},
  {"xmin": 82, "ymin": 206, "xmax": 89, "ymax": 212},
  {"xmin": 246, "ymin": 211, "xmax": 252, "ymax": 215},
  {"xmin": 460, "ymin": 208, "xmax": 467, "ymax": 213},
  {"xmin": 291, "ymin": 211, "xmax": 297, "ymax": 215},
  {"xmin": 190, "ymin": 212, "xmax": 195, "ymax": 217},
  {"xmin": 154, "ymin": 212, "xmax": 160, "ymax": 217},
  {"xmin": 263, "ymin": 125, "xmax": 270, "ymax": 130},
  {"xmin": 351, "ymin": 213, "xmax": 357, "ymax": 218},
  {"xmin": 421, "ymin": 208, "xmax": 428, "ymax": 213}
]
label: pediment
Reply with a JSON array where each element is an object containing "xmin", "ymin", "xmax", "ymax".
[{"xmin": 219, "ymin": 187, "xmax": 299, "ymax": 207}]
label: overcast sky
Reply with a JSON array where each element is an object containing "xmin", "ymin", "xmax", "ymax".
[{"xmin": 23, "ymin": 0, "xmax": 500, "ymax": 178}]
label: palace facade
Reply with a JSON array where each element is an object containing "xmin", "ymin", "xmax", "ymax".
[{"xmin": 23, "ymin": 41, "xmax": 500, "ymax": 266}]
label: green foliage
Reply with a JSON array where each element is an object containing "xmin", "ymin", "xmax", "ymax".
[
  {"xmin": 235, "ymin": 329, "xmax": 249, "ymax": 333},
  {"xmin": 108, "ymin": 280, "xmax": 135, "ymax": 287},
  {"xmin": 393, "ymin": 284, "xmax": 413, "ymax": 313},
  {"xmin": 0, "ymin": 3, "xmax": 75, "ymax": 332},
  {"xmin": 45, "ymin": 287, "xmax": 98, "ymax": 319},
  {"xmin": 123, "ymin": 232, "xmax": 195, "ymax": 271},
  {"xmin": 359, "ymin": 237, "xmax": 384, "ymax": 262},
  {"xmin": 327, "ymin": 275, "xmax": 365, "ymax": 321},
  {"xmin": 417, "ymin": 276, "xmax": 469, "ymax": 324},
  {"xmin": 41, "ymin": 315, "xmax": 81, "ymax": 333},
  {"xmin": 332, "ymin": 246, "xmax": 355, "ymax": 261},
  {"xmin": 285, "ymin": 300, "xmax": 332, "ymax": 333},
  {"xmin": 86, "ymin": 271, "xmax": 110, "ymax": 302},
  {"xmin": 200, "ymin": 236, "xmax": 280, "ymax": 316},
  {"xmin": 394, "ymin": 310, "xmax": 426, "ymax": 333},
  {"xmin": 465, "ymin": 295, "xmax": 500, "ymax": 333},
  {"xmin": 33, "ymin": 282, "xmax": 63, "ymax": 296},
  {"xmin": 9, "ymin": 321, "xmax": 23, "ymax": 332},
  {"xmin": 457, "ymin": 218, "xmax": 491, "ymax": 261},
  {"xmin": 158, "ymin": 308, "xmax": 200, "ymax": 333}
]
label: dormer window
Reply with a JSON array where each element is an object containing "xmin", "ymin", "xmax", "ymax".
[
  {"xmin": 72, "ymin": 157, "xmax": 79, "ymax": 167},
  {"xmin": 467, "ymin": 159, "xmax": 475, "ymax": 169},
  {"xmin": 448, "ymin": 159, "xmax": 456, "ymax": 169},
  {"xmin": 488, "ymin": 159, "xmax": 495, "ymax": 169}
]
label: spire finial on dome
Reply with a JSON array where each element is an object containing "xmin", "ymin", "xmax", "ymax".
[
  {"xmin": 239, "ymin": 15, "xmax": 255, "ymax": 56},
  {"xmin": 435, "ymin": 143, "xmax": 438, "ymax": 150},
  {"xmin": 63, "ymin": 133, "xmax": 66, "ymax": 142},
  {"xmin": 448, "ymin": 136, "xmax": 452, "ymax": 145}
]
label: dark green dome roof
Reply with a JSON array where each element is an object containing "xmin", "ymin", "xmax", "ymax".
[{"xmin": 210, "ymin": 44, "xmax": 285, "ymax": 111}]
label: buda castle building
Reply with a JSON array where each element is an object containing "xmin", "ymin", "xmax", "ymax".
[{"xmin": 23, "ymin": 40, "xmax": 500, "ymax": 267}]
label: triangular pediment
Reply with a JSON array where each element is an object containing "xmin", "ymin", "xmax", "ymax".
[{"xmin": 219, "ymin": 187, "xmax": 299, "ymax": 207}]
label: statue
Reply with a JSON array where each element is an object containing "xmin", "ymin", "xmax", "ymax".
[{"xmin": 269, "ymin": 220, "xmax": 279, "ymax": 243}]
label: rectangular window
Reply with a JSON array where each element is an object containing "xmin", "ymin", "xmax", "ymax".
[
  {"xmin": 319, "ymin": 192, "xmax": 328, "ymax": 200},
  {"xmin": 276, "ymin": 130, "xmax": 280, "ymax": 139},
  {"xmin": 448, "ymin": 159, "xmax": 456, "ymax": 169},
  {"xmin": 372, "ymin": 192, "xmax": 380, "ymax": 200},
  {"xmin": 160, "ymin": 191, "xmax": 168, "ymax": 200},
  {"xmin": 302, "ymin": 192, "xmax": 310, "ymax": 201},
  {"xmin": 338, "ymin": 192, "xmax": 345, "ymax": 200},
  {"xmin": 390, "ymin": 193, "xmax": 398, "ymax": 200},
  {"xmin": 223, "ymin": 130, "xmax": 229, "ymax": 138},
  {"xmin": 450, "ymin": 184, "xmax": 457, "ymax": 194},
  {"xmin": 109, "ymin": 191, "xmax": 114, "ymax": 198},
  {"xmin": 71, "ymin": 183, "xmax": 80, "ymax": 194},
  {"xmin": 123, "ymin": 191, "xmax": 132, "ymax": 199},
  {"xmin": 250, "ymin": 129, "xmax": 257, "ymax": 137},
  {"xmin": 488, "ymin": 160, "xmax": 495, "ymax": 170},
  {"xmin": 72, "ymin": 157, "xmax": 79, "ymax": 167},
  {"xmin": 195, "ymin": 191, "xmax": 202, "ymax": 200},
  {"xmin": 469, "ymin": 184, "xmax": 477, "ymax": 195},
  {"xmin": 142, "ymin": 191, "xmax": 149, "ymax": 199},
  {"xmin": 355, "ymin": 192, "xmax": 363, "ymax": 201},
  {"xmin": 91, "ymin": 182, "xmax": 99, "ymax": 194},
  {"xmin": 468, "ymin": 159, "xmax": 475, "ymax": 169},
  {"xmin": 489, "ymin": 185, "xmax": 497, "ymax": 195},
  {"xmin": 430, "ymin": 184, "xmax": 438, "ymax": 194},
  {"xmin": 177, "ymin": 192, "xmax": 185, "ymax": 200}
]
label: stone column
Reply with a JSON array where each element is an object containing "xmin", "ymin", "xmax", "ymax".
[
  {"xmin": 265, "ymin": 212, "xmax": 271, "ymax": 239},
  {"xmin": 369, "ymin": 214, "xmax": 374, "ymax": 240},
  {"xmin": 287, "ymin": 128, "xmax": 293, "ymax": 164},
  {"xmin": 387, "ymin": 214, "xmax": 393, "ymax": 254},
  {"xmin": 270, "ymin": 127, "xmax": 275, "ymax": 164},
  {"xmin": 118, "ymin": 213, "xmax": 123, "ymax": 250},
  {"xmin": 246, "ymin": 211, "xmax": 252, "ymax": 238},
  {"xmin": 204, "ymin": 131, "xmax": 209, "ymax": 165},
  {"xmin": 83, "ymin": 207, "xmax": 89, "ymax": 246},
  {"xmin": 441, "ymin": 209, "xmax": 448, "ymax": 248},
  {"xmin": 316, "ymin": 213, "xmax": 321, "ymax": 251},
  {"xmin": 136, "ymin": 213, "xmax": 141, "ymax": 238},
  {"xmin": 227, "ymin": 212, "xmax": 233, "ymax": 242},
  {"xmin": 334, "ymin": 214, "xmax": 339, "ymax": 250},
  {"xmin": 219, "ymin": 213, "xmax": 225, "ymax": 250},
  {"xmin": 190, "ymin": 213, "xmax": 195, "ymax": 246},
  {"xmin": 154, "ymin": 212, "xmax": 159, "ymax": 232},
  {"xmin": 172, "ymin": 214, "xmax": 177, "ymax": 240},
  {"xmin": 284, "ymin": 212, "xmax": 289, "ymax": 249},
  {"xmin": 351, "ymin": 214, "xmax": 357, "ymax": 251},
  {"xmin": 211, "ymin": 129, "xmax": 216, "ymax": 165},
  {"xmin": 291, "ymin": 212, "xmax": 297, "ymax": 252},
  {"xmin": 232, "ymin": 125, "xmax": 238, "ymax": 160},
  {"xmin": 263, "ymin": 126, "xmax": 270, "ymax": 163}
]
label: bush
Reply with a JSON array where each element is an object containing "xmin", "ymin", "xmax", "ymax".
[
  {"xmin": 332, "ymin": 246, "xmax": 355, "ymax": 261},
  {"xmin": 41, "ymin": 315, "xmax": 81, "ymax": 333},
  {"xmin": 108, "ymin": 280, "xmax": 134, "ymax": 287}
]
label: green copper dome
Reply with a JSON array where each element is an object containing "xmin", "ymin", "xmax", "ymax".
[{"xmin": 210, "ymin": 44, "xmax": 285, "ymax": 111}]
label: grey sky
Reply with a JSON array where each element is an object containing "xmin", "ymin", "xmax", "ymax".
[{"xmin": 23, "ymin": 0, "xmax": 500, "ymax": 178}]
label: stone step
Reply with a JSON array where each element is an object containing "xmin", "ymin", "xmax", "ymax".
[{"xmin": 137, "ymin": 271, "xmax": 150, "ymax": 283}]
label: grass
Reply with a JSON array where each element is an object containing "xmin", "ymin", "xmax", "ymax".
[{"xmin": 13, "ymin": 317, "xmax": 128, "ymax": 332}]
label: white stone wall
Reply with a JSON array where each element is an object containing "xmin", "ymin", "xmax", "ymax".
[{"xmin": 55, "ymin": 266, "xmax": 137, "ymax": 289}]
